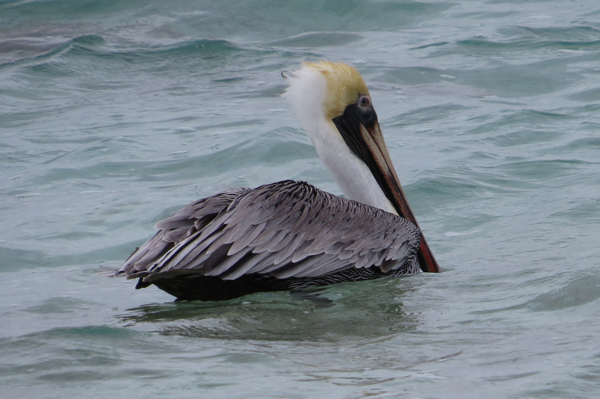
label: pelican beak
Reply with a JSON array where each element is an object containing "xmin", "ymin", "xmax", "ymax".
[
  {"xmin": 359, "ymin": 121, "xmax": 440, "ymax": 273},
  {"xmin": 331, "ymin": 94, "xmax": 440, "ymax": 273}
]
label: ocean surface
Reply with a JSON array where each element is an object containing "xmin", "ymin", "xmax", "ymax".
[{"xmin": 1, "ymin": 0, "xmax": 600, "ymax": 398}]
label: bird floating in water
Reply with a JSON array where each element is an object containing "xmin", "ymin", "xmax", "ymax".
[{"xmin": 115, "ymin": 61, "xmax": 440, "ymax": 300}]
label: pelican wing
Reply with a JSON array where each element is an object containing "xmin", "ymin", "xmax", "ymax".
[{"xmin": 117, "ymin": 180, "xmax": 421, "ymax": 284}]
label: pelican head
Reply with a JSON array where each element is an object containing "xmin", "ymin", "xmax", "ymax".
[{"xmin": 284, "ymin": 61, "xmax": 440, "ymax": 273}]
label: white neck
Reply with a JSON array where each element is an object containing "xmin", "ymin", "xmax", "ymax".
[{"xmin": 284, "ymin": 68, "xmax": 397, "ymax": 214}]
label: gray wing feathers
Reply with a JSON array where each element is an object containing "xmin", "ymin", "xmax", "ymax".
[
  {"xmin": 117, "ymin": 181, "xmax": 421, "ymax": 282},
  {"xmin": 117, "ymin": 187, "xmax": 249, "ymax": 276}
]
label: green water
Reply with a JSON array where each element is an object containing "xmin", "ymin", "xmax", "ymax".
[{"xmin": 1, "ymin": 1, "xmax": 600, "ymax": 398}]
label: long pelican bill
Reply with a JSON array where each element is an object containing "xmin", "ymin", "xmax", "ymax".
[
  {"xmin": 332, "ymin": 95, "xmax": 441, "ymax": 274},
  {"xmin": 360, "ymin": 121, "xmax": 441, "ymax": 273}
]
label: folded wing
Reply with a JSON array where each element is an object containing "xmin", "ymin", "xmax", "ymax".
[{"xmin": 116, "ymin": 180, "xmax": 421, "ymax": 286}]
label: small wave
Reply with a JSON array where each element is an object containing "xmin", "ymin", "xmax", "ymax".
[
  {"xmin": 542, "ymin": 137, "xmax": 600, "ymax": 154},
  {"xmin": 264, "ymin": 32, "xmax": 363, "ymax": 48},
  {"xmin": 457, "ymin": 26, "xmax": 600, "ymax": 52},
  {"xmin": 444, "ymin": 230, "xmax": 482, "ymax": 238},
  {"xmin": 1, "ymin": 35, "xmax": 255, "ymax": 73},
  {"xmin": 490, "ymin": 158, "xmax": 590, "ymax": 180},
  {"xmin": 525, "ymin": 274, "xmax": 600, "ymax": 311}
]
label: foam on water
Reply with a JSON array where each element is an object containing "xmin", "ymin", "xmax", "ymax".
[{"xmin": 1, "ymin": 0, "xmax": 600, "ymax": 398}]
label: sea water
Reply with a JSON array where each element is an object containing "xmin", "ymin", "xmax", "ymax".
[{"xmin": 1, "ymin": 1, "xmax": 600, "ymax": 398}]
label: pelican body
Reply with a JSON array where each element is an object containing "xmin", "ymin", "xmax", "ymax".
[{"xmin": 116, "ymin": 61, "xmax": 440, "ymax": 300}]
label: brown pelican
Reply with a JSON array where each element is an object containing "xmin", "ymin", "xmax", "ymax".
[{"xmin": 115, "ymin": 61, "xmax": 440, "ymax": 300}]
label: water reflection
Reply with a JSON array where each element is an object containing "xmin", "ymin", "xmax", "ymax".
[{"xmin": 118, "ymin": 278, "xmax": 421, "ymax": 342}]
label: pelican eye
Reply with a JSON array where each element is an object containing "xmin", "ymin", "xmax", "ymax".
[{"xmin": 358, "ymin": 95, "xmax": 371, "ymax": 109}]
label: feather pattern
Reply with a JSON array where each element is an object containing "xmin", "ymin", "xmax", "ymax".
[{"xmin": 115, "ymin": 180, "xmax": 422, "ymax": 295}]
